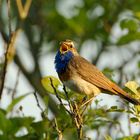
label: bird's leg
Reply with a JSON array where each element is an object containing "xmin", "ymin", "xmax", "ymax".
[
  {"xmin": 80, "ymin": 95, "xmax": 94, "ymax": 116},
  {"xmin": 81, "ymin": 96, "xmax": 94, "ymax": 108}
]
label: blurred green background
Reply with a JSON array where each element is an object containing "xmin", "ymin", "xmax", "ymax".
[{"xmin": 0, "ymin": 0, "xmax": 140, "ymax": 139}]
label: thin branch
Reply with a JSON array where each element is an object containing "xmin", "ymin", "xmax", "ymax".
[
  {"xmin": 63, "ymin": 86, "xmax": 83, "ymax": 140},
  {"xmin": 63, "ymin": 85, "xmax": 73, "ymax": 113},
  {"xmin": 16, "ymin": 0, "xmax": 32, "ymax": 19},
  {"xmin": 7, "ymin": 0, "xmax": 11, "ymax": 35},
  {"xmin": 11, "ymin": 68, "xmax": 20, "ymax": 99},
  {"xmin": 50, "ymin": 78, "xmax": 71, "ymax": 115},
  {"xmin": 33, "ymin": 91, "xmax": 44, "ymax": 112},
  {"xmin": 50, "ymin": 78, "xmax": 63, "ymax": 105},
  {"xmin": 0, "ymin": 30, "xmax": 19, "ymax": 99},
  {"xmin": 14, "ymin": 54, "xmax": 59, "ymax": 116},
  {"xmin": 33, "ymin": 91, "xmax": 46, "ymax": 119},
  {"xmin": 54, "ymin": 118, "xmax": 63, "ymax": 140},
  {"xmin": 127, "ymin": 106, "xmax": 132, "ymax": 135},
  {"xmin": 0, "ymin": 0, "xmax": 12, "ymax": 99}
]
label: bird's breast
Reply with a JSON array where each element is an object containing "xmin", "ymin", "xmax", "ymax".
[{"xmin": 63, "ymin": 75, "xmax": 101, "ymax": 96}]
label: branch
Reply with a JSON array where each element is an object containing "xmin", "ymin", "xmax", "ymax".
[
  {"xmin": 50, "ymin": 78, "xmax": 63, "ymax": 105},
  {"xmin": 33, "ymin": 91, "xmax": 46, "ymax": 119},
  {"xmin": 33, "ymin": 91, "xmax": 44, "ymax": 112},
  {"xmin": 0, "ymin": 0, "xmax": 12, "ymax": 99},
  {"xmin": 14, "ymin": 54, "xmax": 59, "ymax": 116},
  {"xmin": 11, "ymin": 68, "xmax": 20, "ymax": 99},
  {"xmin": 54, "ymin": 118, "xmax": 63, "ymax": 140},
  {"xmin": 16, "ymin": 0, "xmax": 32, "ymax": 19},
  {"xmin": 63, "ymin": 86, "xmax": 83, "ymax": 140},
  {"xmin": 7, "ymin": 0, "xmax": 11, "ymax": 35}
]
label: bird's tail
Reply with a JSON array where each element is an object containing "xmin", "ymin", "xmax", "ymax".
[
  {"xmin": 112, "ymin": 83, "xmax": 140, "ymax": 105},
  {"xmin": 119, "ymin": 93, "xmax": 140, "ymax": 105}
]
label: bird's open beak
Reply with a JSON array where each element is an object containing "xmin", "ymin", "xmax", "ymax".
[{"xmin": 60, "ymin": 42, "xmax": 68, "ymax": 54}]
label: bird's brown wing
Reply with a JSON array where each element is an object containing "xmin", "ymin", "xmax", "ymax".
[
  {"xmin": 70, "ymin": 56, "xmax": 140, "ymax": 105},
  {"xmin": 70, "ymin": 56, "xmax": 116, "ymax": 93}
]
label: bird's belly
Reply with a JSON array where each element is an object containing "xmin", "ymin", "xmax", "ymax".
[{"xmin": 63, "ymin": 76, "xmax": 101, "ymax": 96}]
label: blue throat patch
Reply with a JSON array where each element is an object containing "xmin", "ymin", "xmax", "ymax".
[{"xmin": 55, "ymin": 51, "xmax": 73, "ymax": 74}]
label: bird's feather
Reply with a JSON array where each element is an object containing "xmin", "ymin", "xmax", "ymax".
[
  {"xmin": 55, "ymin": 40, "xmax": 140, "ymax": 105},
  {"xmin": 69, "ymin": 55, "xmax": 140, "ymax": 105},
  {"xmin": 55, "ymin": 51, "xmax": 73, "ymax": 74},
  {"xmin": 69, "ymin": 55, "xmax": 115, "ymax": 92}
]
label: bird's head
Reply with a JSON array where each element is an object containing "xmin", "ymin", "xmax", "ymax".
[
  {"xmin": 59, "ymin": 40, "xmax": 78, "ymax": 55},
  {"xmin": 55, "ymin": 39, "xmax": 78, "ymax": 74}
]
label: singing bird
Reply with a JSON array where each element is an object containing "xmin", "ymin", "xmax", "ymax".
[{"xmin": 55, "ymin": 39, "xmax": 140, "ymax": 105}]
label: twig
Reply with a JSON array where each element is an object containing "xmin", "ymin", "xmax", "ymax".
[
  {"xmin": 54, "ymin": 118, "xmax": 63, "ymax": 140},
  {"xmin": 50, "ymin": 78, "xmax": 71, "ymax": 115},
  {"xmin": 127, "ymin": 106, "xmax": 132, "ymax": 135},
  {"xmin": 0, "ymin": 0, "xmax": 12, "ymax": 99},
  {"xmin": 63, "ymin": 86, "xmax": 83, "ymax": 139},
  {"xmin": 50, "ymin": 79, "xmax": 84, "ymax": 138},
  {"xmin": 73, "ymin": 103, "xmax": 83, "ymax": 140},
  {"xmin": 7, "ymin": 0, "xmax": 11, "ymax": 35},
  {"xmin": 80, "ymin": 96, "xmax": 94, "ymax": 108},
  {"xmin": 11, "ymin": 68, "xmax": 20, "ymax": 99},
  {"xmin": 14, "ymin": 54, "xmax": 59, "ymax": 116},
  {"xmin": 16, "ymin": 0, "xmax": 32, "ymax": 19},
  {"xmin": 50, "ymin": 78, "xmax": 63, "ymax": 106},
  {"xmin": 63, "ymin": 85, "xmax": 73, "ymax": 113},
  {"xmin": 33, "ymin": 91, "xmax": 44, "ymax": 112}
]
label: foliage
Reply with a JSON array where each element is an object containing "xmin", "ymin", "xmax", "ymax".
[{"xmin": 0, "ymin": 0, "xmax": 140, "ymax": 139}]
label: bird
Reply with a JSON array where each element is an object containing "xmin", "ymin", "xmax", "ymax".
[{"xmin": 54, "ymin": 39, "xmax": 140, "ymax": 105}]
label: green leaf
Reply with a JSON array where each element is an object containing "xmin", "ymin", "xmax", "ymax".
[
  {"xmin": 120, "ymin": 19, "xmax": 139, "ymax": 32},
  {"xmin": 110, "ymin": 106, "xmax": 118, "ymax": 109},
  {"xmin": 10, "ymin": 117, "xmax": 34, "ymax": 132},
  {"xmin": 104, "ymin": 135, "xmax": 112, "ymax": 140},
  {"xmin": 0, "ymin": 110, "xmax": 13, "ymax": 133},
  {"xmin": 130, "ymin": 117, "xmax": 139, "ymax": 123},
  {"xmin": 107, "ymin": 107, "xmax": 125, "ymax": 113},
  {"xmin": 41, "ymin": 76, "xmax": 67, "ymax": 99},
  {"xmin": 137, "ymin": 61, "xmax": 140, "ymax": 69},
  {"xmin": 41, "ymin": 76, "xmax": 61, "ymax": 94},
  {"xmin": 125, "ymin": 81, "xmax": 140, "ymax": 98},
  {"xmin": 117, "ymin": 135, "xmax": 139, "ymax": 140},
  {"xmin": 117, "ymin": 32, "xmax": 140, "ymax": 45},
  {"xmin": 6, "ymin": 93, "xmax": 30, "ymax": 113}
]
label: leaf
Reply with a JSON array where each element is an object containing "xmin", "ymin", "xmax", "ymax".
[
  {"xmin": 117, "ymin": 32, "xmax": 140, "ymax": 45},
  {"xmin": 107, "ymin": 108, "xmax": 125, "ymax": 113},
  {"xmin": 117, "ymin": 135, "xmax": 138, "ymax": 140},
  {"xmin": 0, "ymin": 110, "xmax": 13, "ymax": 133},
  {"xmin": 120, "ymin": 19, "xmax": 139, "ymax": 32},
  {"xmin": 10, "ymin": 117, "xmax": 34, "ymax": 133},
  {"xmin": 6, "ymin": 93, "xmax": 30, "ymax": 113},
  {"xmin": 107, "ymin": 106, "xmax": 125, "ymax": 113},
  {"xmin": 130, "ymin": 117, "xmax": 139, "ymax": 123},
  {"xmin": 125, "ymin": 81, "xmax": 140, "ymax": 98},
  {"xmin": 41, "ymin": 76, "xmax": 61, "ymax": 94},
  {"xmin": 110, "ymin": 106, "xmax": 118, "ymax": 109},
  {"xmin": 41, "ymin": 76, "xmax": 66, "ymax": 99},
  {"xmin": 104, "ymin": 135, "xmax": 112, "ymax": 140}
]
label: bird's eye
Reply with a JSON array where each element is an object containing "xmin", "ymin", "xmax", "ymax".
[{"xmin": 70, "ymin": 45, "xmax": 73, "ymax": 48}]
